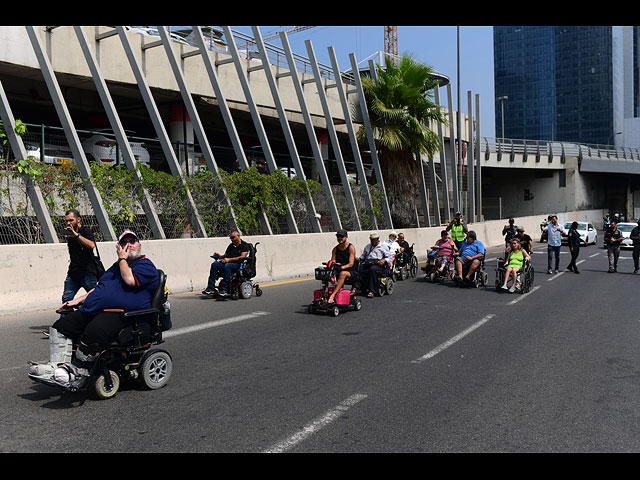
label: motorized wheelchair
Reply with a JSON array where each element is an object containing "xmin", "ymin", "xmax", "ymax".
[
  {"xmin": 206, "ymin": 242, "xmax": 263, "ymax": 300},
  {"xmin": 358, "ymin": 258, "xmax": 395, "ymax": 296},
  {"xmin": 392, "ymin": 243, "xmax": 418, "ymax": 281},
  {"xmin": 28, "ymin": 270, "xmax": 173, "ymax": 400},
  {"xmin": 308, "ymin": 260, "xmax": 362, "ymax": 317},
  {"xmin": 424, "ymin": 247, "xmax": 454, "ymax": 283},
  {"xmin": 453, "ymin": 255, "xmax": 489, "ymax": 288},
  {"xmin": 495, "ymin": 257, "xmax": 535, "ymax": 294}
]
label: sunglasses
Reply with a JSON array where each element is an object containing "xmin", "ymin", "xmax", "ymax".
[{"xmin": 119, "ymin": 238, "xmax": 138, "ymax": 246}]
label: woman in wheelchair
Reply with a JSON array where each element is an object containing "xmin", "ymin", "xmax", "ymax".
[{"xmin": 500, "ymin": 238, "xmax": 531, "ymax": 292}]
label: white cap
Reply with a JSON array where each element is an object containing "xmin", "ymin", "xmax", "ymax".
[{"xmin": 118, "ymin": 230, "xmax": 139, "ymax": 242}]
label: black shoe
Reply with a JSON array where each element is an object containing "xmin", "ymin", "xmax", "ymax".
[
  {"xmin": 567, "ymin": 265, "xmax": 573, "ymax": 272},
  {"xmin": 202, "ymin": 287, "xmax": 215, "ymax": 295},
  {"xmin": 608, "ymin": 268, "xmax": 614, "ymax": 273},
  {"xmin": 574, "ymin": 270, "xmax": 580, "ymax": 274}
]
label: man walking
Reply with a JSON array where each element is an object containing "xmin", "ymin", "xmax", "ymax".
[
  {"xmin": 62, "ymin": 209, "xmax": 98, "ymax": 303},
  {"xmin": 605, "ymin": 221, "xmax": 623, "ymax": 273},
  {"xmin": 544, "ymin": 215, "xmax": 565, "ymax": 274}
]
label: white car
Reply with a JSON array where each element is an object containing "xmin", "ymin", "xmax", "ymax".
[
  {"xmin": 562, "ymin": 221, "xmax": 598, "ymax": 245},
  {"xmin": 614, "ymin": 222, "xmax": 637, "ymax": 249},
  {"xmin": 82, "ymin": 130, "xmax": 150, "ymax": 168},
  {"xmin": 24, "ymin": 142, "xmax": 74, "ymax": 166}
]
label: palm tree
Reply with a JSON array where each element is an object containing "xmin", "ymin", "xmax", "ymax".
[{"xmin": 356, "ymin": 55, "xmax": 447, "ymax": 228}]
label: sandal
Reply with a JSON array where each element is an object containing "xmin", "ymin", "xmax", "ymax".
[{"xmin": 366, "ymin": 292, "xmax": 374, "ymax": 298}]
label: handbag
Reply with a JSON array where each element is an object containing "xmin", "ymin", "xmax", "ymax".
[{"xmin": 93, "ymin": 242, "xmax": 106, "ymax": 280}]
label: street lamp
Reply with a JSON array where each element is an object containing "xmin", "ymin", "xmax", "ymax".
[{"xmin": 497, "ymin": 95, "xmax": 508, "ymax": 141}]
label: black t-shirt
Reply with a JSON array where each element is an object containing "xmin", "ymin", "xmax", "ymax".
[
  {"xmin": 67, "ymin": 225, "xmax": 97, "ymax": 277},
  {"xmin": 516, "ymin": 234, "xmax": 532, "ymax": 253},
  {"xmin": 224, "ymin": 240, "xmax": 251, "ymax": 263}
]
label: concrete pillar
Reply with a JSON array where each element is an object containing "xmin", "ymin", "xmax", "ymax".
[{"xmin": 169, "ymin": 104, "xmax": 195, "ymax": 174}]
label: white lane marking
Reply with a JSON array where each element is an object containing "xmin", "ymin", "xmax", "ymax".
[
  {"xmin": 589, "ymin": 252, "xmax": 600, "ymax": 258},
  {"xmin": 547, "ymin": 259, "xmax": 585, "ymax": 281},
  {"xmin": 263, "ymin": 393, "xmax": 368, "ymax": 453},
  {"xmin": 411, "ymin": 314, "xmax": 495, "ymax": 364},
  {"xmin": 508, "ymin": 285, "xmax": 541, "ymax": 305},
  {"xmin": 163, "ymin": 311, "xmax": 270, "ymax": 338}
]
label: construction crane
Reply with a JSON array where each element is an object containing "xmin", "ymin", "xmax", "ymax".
[
  {"xmin": 262, "ymin": 26, "xmax": 315, "ymax": 42},
  {"xmin": 384, "ymin": 26, "xmax": 398, "ymax": 64}
]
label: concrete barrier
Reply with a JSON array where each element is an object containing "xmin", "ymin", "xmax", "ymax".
[{"xmin": 0, "ymin": 209, "xmax": 605, "ymax": 315}]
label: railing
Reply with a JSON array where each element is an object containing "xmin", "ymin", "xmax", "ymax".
[{"xmin": 480, "ymin": 137, "xmax": 640, "ymax": 163}]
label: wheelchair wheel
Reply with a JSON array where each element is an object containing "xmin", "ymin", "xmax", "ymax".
[
  {"xmin": 385, "ymin": 278, "xmax": 394, "ymax": 295},
  {"xmin": 255, "ymin": 287, "xmax": 263, "ymax": 297},
  {"xmin": 239, "ymin": 281, "xmax": 253, "ymax": 299},
  {"xmin": 352, "ymin": 298, "xmax": 362, "ymax": 311},
  {"xmin": 93, "ymin": 370, "xmax": 120, "ymax": 400},
  {"xmin": 409, "ymin": 257, "xmax": 418, "ymax": 278},
  {"xmin": 330, "ymin": 305, "xmax": 340, "ymax": 317},
  {"xmin": 139, "ymin": 350, "xmax": 172, "ymax": 390}
]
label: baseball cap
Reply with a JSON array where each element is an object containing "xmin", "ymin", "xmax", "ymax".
[
  {"xmin": 118, "ymin": 230, "xmax": 139, "ymax": 243},
  {"xmin": 336, "ymin": 229, "xmax": 348, "ymax": 237}
]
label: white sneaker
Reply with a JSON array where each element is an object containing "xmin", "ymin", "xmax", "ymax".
[
  {"xmin": 509, "ymin": 286, "xmax": 516, "ymax": 293},
  {"xmin": 501, "ymin": 285, "xmax": 508, "ymax": 290}
]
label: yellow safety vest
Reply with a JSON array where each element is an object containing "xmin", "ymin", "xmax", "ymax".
[{"xmin": 451, "ymin": 222, "xmax": 465, "ymax": 242}]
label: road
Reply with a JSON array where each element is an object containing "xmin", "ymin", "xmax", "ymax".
[{"xmin": 2, "ymin": 238, "xmax": 640, "ymax": 453}]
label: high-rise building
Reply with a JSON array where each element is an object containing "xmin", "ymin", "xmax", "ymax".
[{"xmin": 493, "ymin": 26, "xmax": 640, "ymax": 147}]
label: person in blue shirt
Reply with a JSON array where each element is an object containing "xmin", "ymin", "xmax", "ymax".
[
  {"xmin": 544, "ymin": 215, "xmax": 566, "ymax": 274},
  {"xmin": 34, "ymin": 230, "xmax": 159, "ymax": 387},
  {"xmin": 453, "ymin": 230, "xmax": 485, "ymax": 283}
]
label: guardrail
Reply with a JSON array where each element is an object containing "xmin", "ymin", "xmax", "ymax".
[{"xmin": 481, "ymin": 137, "xmax": 640, "ymax": 163}]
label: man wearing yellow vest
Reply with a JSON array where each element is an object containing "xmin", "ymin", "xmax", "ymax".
[{"xmin": 446, "ymin": 211, "xmax": 468, "ymax": 249}]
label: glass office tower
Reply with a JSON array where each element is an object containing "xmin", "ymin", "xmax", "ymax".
[{"xmin": 493, "ymin": 26, "xmax": 618, "ymax": 145}]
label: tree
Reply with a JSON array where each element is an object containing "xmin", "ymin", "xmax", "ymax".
[{"xmin": 356, "ymin": 55, "xmax": 447, "ymax": 228}]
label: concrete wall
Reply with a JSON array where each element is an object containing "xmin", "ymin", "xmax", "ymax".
[{"xmin": 0, "ymin": 209, "xmax": 605, "ymax": 316}]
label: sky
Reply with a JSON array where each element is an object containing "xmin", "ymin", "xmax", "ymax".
[{"xmin": 227, "ymin": 26, "xmax": 497, "ymax": 138}]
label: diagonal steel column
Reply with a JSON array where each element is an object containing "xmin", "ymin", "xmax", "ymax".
[
  {"xmin": 305, "ymin": 40, "xmax": 361, "ymax": 231},
  {"xmin": 0, "ymin": 80, "xmax": 59, "ymax": 243},
  {"xmin": 327, "ymin": 47, "xmax": 377, "ymax": 230},
  {"xmin": 467, "ymin": 90, "xmax": 475, "ymax": 223},
  {"xmin": 25, "ymin": 26, "xmax": 116, "ymax": 241},
  {"xmin": 74, "ymin": 26, "xmax": 165, "ymax": 240},
  {"xmin": 279, "ymin": 31, "xmax": 342, "ymax": 231},
  {"xmin": 447, "ymin": 83, "xmax": 460, "ymax": 214},
  {"xmin": 156, "ymin": 26, "xmax": 240, "ymax": 234},
  {"xmin": 249, "ymin": 26, "xmax": 322, "ymax": 233},
  {"xmin": 220, "ymin": 26, "xmax": 298, "ymax": 235},
  {"xmin": 433, "ymin": 86, "xmax": 450, "ymax": 222},
  {"xmin": 350, "ymin": 53, "xmax": 393, "ymax": 229},
  {"xmin": 190, "ymin": 26, "xmax": 273, "ymax": 236},
  {"xmin": 115, "ymin": 26, "xmax": 206, "ymax": 238},
  {"xmin": 415, "ymin": 152, "xmax": 431, "ymax": 227}
]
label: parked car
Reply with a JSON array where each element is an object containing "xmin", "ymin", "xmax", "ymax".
[
  {"xmin": 561, "ymin": 221, "xmax": 598, "ymax": 246},
  {"xmin": 615, "ymin": 222, "xmax": 637, "ymax": 249},
  {"xmin": 23, "ymin": 142, "xmax": 74, "ymax": 166},
  {"xmin": 81, "ymin": 130, "xmax": 150, "ymax": 167}
]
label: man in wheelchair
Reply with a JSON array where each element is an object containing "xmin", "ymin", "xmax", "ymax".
[
  {"xmin": 453, "ymin": 230, "xmax": 486, "ymax": 285},
  {"xmin": 202, "ymin": 230, "xmax": 251, "ymax": 298},
  {"xmin": 358, "ymin": 232, "xmax": 392, "ymax": 297},
  {"xmin": 29, "ymin": 230, "xmax": 159, "ymax": 388}
]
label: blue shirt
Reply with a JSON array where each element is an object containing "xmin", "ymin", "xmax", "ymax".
[
  {"xmin": 544, "ymin": 223, "xmax": 565, "ymax": 247},
  {"xmin": 459, "ymin": 240, "xmax": 485, "ymax": 258},
  {"xmin": 80, "ymin": 256, "xmax": 159, "ymax": 315}
]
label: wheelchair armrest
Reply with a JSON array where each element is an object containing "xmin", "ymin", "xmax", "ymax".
[
  {"xmin": 122, "ymin": 307, "xmax": 160, "ymax": 318},
  {"xmin": 103, "ymin": 308, "xmax": 125, "ymax": 313}
]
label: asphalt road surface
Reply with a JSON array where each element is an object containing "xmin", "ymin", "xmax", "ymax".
[{"xmin": 2, "ymin": 238, "xmax": 640, "ymax": 453}]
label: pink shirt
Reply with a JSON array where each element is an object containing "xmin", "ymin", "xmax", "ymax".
[{"xmin": 436, "ymin": 239, "xmax": 455, "ymax": 261}]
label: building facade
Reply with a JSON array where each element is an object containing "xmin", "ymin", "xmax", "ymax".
[{"xmin": 494, "ymin": 26, "xmax": 639, "ymax": 147}]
